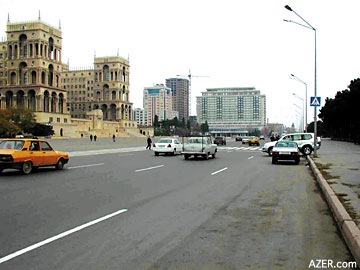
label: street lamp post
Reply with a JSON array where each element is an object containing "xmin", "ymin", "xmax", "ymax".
[
  {"xmin": 293, "ymin": 93, "xmax": 305, "ymax": 132},
  {"xmin": 284, "ymin": 4, "xmax": 318, "ymax": 157},
  {"xmin": 291, "ymin": 74, "xmax": 307, "ymax": 132},
  {"xmin": 293, "ymin": 103, "xmax": 303, "ymax": 132}
]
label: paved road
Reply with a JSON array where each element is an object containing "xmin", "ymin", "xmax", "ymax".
[{"xmin": 0, "ymin": 140, "xmax": 354, "ymax": 269}]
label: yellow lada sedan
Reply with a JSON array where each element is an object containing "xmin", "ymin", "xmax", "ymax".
[
  {"xmin": 248, "ymin": 136, "xmax": 260, "ymax": 146},
  {"xmin": 0, "ymin": 139, "xmax": 69, "ymax": 175}
]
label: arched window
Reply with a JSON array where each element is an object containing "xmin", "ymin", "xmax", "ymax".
[
  {"xmin": 122, "ymin": 66, "xmax": 126, "ymax": 82},
  {"xmin": 14, "ymin": 45, "xmax": 18, "ymax": 58},
  {"xmin": 103, "ymin": 84, "xmax": 109, "ymax": 100},
  {"xmin": 41, "ymin": 71, "xmax": 46, "ymax": 84},
  {"xmin": 40, "ymin": 44, "xmax": 43, "ymax": 56},
  {"xmin": 112, "ymin": 91, "xmax": 116, "ymax": 100},
  {"xmin": 8, "ymin": 45, "xmax": 12, "ymax": 59},
  {"xmin": 103, "ymin": 65, "xmax": 109, "ymax": 81},
  {"xmin": 44, "ymin": 91, "xmax": 50, "ymax": 112},
  {"xmin": 19, "ymin": 34, "xmax": 28, "ymax": 58},
  {"xmin": 115, "ymin": 71, "xmax": 118, "ymax": 81},
  {"xmin": 48, "ymin": 64, "xmax": 54, "ymax": 86},
  {"xmin": 51, "ymin": 92, "xmax": 57, "ymax": 113},
  {"xmin": 35, "ymin": 43, "xmax": 39, "ymax": 56},
  {"xmin": 31, "ymin": 71, "xmax": 37, "ymax": 84},
  {"xmin": 48, "ymin": 38, "xmax": 54, "ymax": 60},
  {"xmin": 56, "ymin": 75, "xmax": 59, "ymax": 87},
  {"xmin": 5, "ymin": 91, "xmax": 13, "ymax": 108},
  {"xmin": 19, "ymin": 62, "xmax": 27, "ymax": 84},
  {"xmin": 122, "ymin": 85, "xmax": 126, "ymax": 101},
  {"xmin": 28, "ymin": 90, "xmax": 36, "ymax": 111},
  {"xmin": 10, "ymin": 72, "xmax": 16, "ymax": 85},
  {"xmin": 29, "ymin": 44, "xmax": 33, "ymax": 57},
  {"xmin": 16, "ymin": 90, "xmax": 25, "ymax": 108},
  {"xmin": 96, "ymin": 91, "xmax": 101, "ymax": 101},
  {"xmin": 110, "ymin": 104, "xmax": 116, "ymax": 121},
  {"xmin": 58, "ymin": 93, "xmax": 64, "ymax": 113},
  {"xmin": 101, "ymin": 104, "xmax": 108, "ymax": 120}
]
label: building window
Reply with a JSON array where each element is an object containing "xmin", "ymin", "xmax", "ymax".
[
  {"xmin": 57, "ymin": 118, "xmax": 60, "ymax": 123},
  {"xmin": 49, "ymin": 117, "xmax": 53, "ymax": 122}
]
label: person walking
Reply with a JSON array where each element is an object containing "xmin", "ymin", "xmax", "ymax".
[
  {"xmin": 90, "ymin": 134, "xmax": 93, "ymax": 141},
  {"xmin": 112, "ymin": 134, "xmax": 116, "ymax": 142},
  {"xmin": 146, "ymin": 136, "xmax": 152, "ymax": 150},
  {"xmin": 94, "ymin": 135, "xmax": 97, "ymax": 142}
]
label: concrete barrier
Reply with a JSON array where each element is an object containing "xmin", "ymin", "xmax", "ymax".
[{"xmin": 307, "ymin": 155, "xmax": 360, "ymax": 265}]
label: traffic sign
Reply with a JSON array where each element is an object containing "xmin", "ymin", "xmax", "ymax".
[{"xmin": 310, "ymin": 97, "xmax": 321, "ymax": 107}]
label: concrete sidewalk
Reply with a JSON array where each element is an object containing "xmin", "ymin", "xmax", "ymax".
[{"xmin": 308, "ymin": 138, "xmax": 360, "ymax": 265}]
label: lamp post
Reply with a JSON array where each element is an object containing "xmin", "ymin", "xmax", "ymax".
[
  {"xmin": 284, "ymin": 4, "xmax": 318, "ymax": 157},
  {"xmin": 293, "ymin": 93, "xmax": 304, "ymax": 132},
  {"xmin": 293, "ymin": 103, "xmax": 303, "ymax": 132},
  {"xmin": 290, "ymin": 74, "xmax": 307, "ymax": 132}
]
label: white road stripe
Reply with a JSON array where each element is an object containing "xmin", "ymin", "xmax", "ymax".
[
  {"xmin": 68, "ymin": 163, "xmax": 104, "ymax": 169},
  {"xmin": 248, "ymin": 156, "xmax": 254, "ymax": 160},
  {"xmin": 250, "ymin": 147, "xmax": 260, "ymax": 151},
  {"xmin": 135, "ymin": 165, "xmax": 164, "ymax": 172},
  {"xmin": 211, "ymin": 167, "xmax": 228, "ymax": 175},
  {"xmin": 0, "ymin": 209, "xmax": 128, "ymax": 265},
  {"xmin": 118, "ymin": 154, "xmax": 134, "ymax": 157}
]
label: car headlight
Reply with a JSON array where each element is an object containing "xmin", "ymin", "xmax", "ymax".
[{"xmin": 0, "ymin": 155, "xmax": 13, "ymax": 162}]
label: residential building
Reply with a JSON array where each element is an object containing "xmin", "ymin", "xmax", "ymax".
[
  {"xmin": 143, "ymin": 84, "xmax": 172, "ymax": 125},
  {"xmin": 196, "ymin": 87, "xmax": 266, "ymax": 137},
  {"xmin": 166, "ymin": 78, "xmax": 189, "ymax": 121},
  {"xmin": 133, "ymin": 108, "xmax": 148, "ymax": 126}
]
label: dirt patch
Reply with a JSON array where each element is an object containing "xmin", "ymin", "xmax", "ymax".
[
  {"xmin": 314, "ymin": 162, "xmax": 341, "ymax": 180},
  {"xmin": 342, "ymin": 183, "xmax": 357, "ymax": 188},
  {"xmin": 336, "ymin": 193, "xmax": 360, "ymax": 225}
]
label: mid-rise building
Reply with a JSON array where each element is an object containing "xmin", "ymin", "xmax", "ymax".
[
  {"xmin": 196, "ymin": 87, "xmax": 266, "ymax": 136},
  {"xmin": 0, "ymin": 18, "xmax": 70, "ymax": 124},
  {"xmin": 133, "ymin": 108, "xmax": 148, "ymax": 126},
  {"xmin": 166, "ymin": 78, "xmax": 189, "ymax": 121},
  {"xmin": 143, "ymin": 84, "xmax": 172, "ymax": 125}
]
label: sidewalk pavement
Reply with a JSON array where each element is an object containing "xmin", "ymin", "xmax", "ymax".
[{"xmin": 308, "ymin": 138, "xmax": 360, "ymax": 264}]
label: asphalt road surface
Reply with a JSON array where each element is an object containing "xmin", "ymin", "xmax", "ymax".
[{"xmin": 0, "ymin": 140, "xmax": 354, "ymax": 269}]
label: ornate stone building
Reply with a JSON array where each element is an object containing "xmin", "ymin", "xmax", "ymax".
[{"xmin": 0, "ymin": 17, "xmax": 70, "ymax": 124}]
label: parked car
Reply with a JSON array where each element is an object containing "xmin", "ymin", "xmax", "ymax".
[
  {"xmin": 153, "ymin": 138, "xmax": 182, "ymax": 156},
  {"xmin": 271, "ymin": 141, "xmax": 301, "ymax": 165},
  {"xmin": 0, "ymin": 139, "xmax": 69, "ymax": 174},
  {"xmin": 259, "ymin": 135, "xmax": 265, "ymax": 140},
  {"xmin": 248, "ymin": 136, "xmax": 260, "ymax": 146},
  {"xmin": 214, "ymin": 136, "xmax": 226, "ymax": 145},
  {"xmin": 182, "ymin": 136, "xmax": 217, "ymax": 160},
  {"xmin": 235, "ymin": 136, "xmax": 242, "ymax": 142},
  {"xmin": 242, "ymin": 136, "xmax": 250, "ymax": 144},
  {"xmin": 262, "ymin": 133, "xmax": 321, "ymax": 156}
]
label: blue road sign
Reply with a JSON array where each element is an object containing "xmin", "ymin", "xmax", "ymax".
[{"xmin": 310, "ymin": 97, "xmax": 321, "ymax": 107}]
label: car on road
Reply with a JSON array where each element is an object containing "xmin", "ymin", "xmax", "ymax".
[
  {"xmin": 152, "ymin": 138, "xmax": 182, "ymax": 156},
  {"xmin": 260, "ymin": 135, "xmax": 265, "ymax": 140},
  {"xmin": 242, "ymin": 136, "xmax": 250, "ymax": 144},
  {"xmin": 248, "ymin": 136, "xmax": 260, "ymax": 146},
  {"xmin": 262, "ymin": 132, "xmax": 321, "ymax": 156},
  {"xmin": 271, "ymin": 141, "xmax": 301, "ymax": 165},
  {"xmin": 182, "ymin": 136, "xmax": 217, "ymax": 160},
  {"xmin": 235, "ymin": 136, "xmax": 242, "ymax": 142},
  {"xmin": 0, "ymin": 139, "xmax": 69, "ymax": 174},
  {"xmin": 214, "ymin": 136, "xmax": 226, "ymax": 145}
]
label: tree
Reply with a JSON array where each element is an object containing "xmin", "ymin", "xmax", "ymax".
[
  {"xmin": 153, "ymin": 115, "xmax": 159, "ymax": 127},
  {"xmin": 0, "ymin": 108, "xmax": 36, "ymax": 137},
  {"xmin": 200, "ymin": 121, "xmax": 209, "ymax": 133},
  {"xmin": 30, "ymin": 123, "xmax": 55, "ymax": 137}
]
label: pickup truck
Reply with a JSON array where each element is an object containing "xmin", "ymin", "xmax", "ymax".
[{"xmin": 182, "ymin": 136, "xmax": 217, "ymax": 160}]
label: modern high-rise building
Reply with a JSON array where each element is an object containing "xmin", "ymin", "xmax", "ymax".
[
  {"xmin": 143, "ymin": 84, "xmax": 173, "ymax": 125},
  {"xmin": 133, "ymin": 108, "xmax": 148, "ymax": 126},
  {"xmin": 196, "ymin": 87, "xmax": 266, "ymax": 136},
  {"xmin": 166, "ymin": 78, "xmax": 189, "ymax": 121}
]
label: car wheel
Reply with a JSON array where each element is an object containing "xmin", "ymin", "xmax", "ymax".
[
  {"xmin": 268, "ymin": 147, "xmax": 273, "ymax": 156},
  {"xmin": 184, "ymin": 154, "xmax": 189, "ymax": 160},
  {"xmin": 302, "ymin": 146, "xmax": 312, "ymax": 155},
  {"xmin": 22, "ymin": 161, "xmax": 33, "ymax": 175},
  {"xmin": 172, "ymin": 149, "xmax": 176, "ymax": 156},
  {"xmin": 56, "ymin": 158, "xmax": 65, "ymax": 170},
  {"xmin": 272, "ymin": 157, "xmax": 278, "ymax": 164},
  {"xmin": 154, "ymin": 152, "xmax": 159, "ymax": 156}
]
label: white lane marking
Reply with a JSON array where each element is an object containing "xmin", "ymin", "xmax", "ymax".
[
  {"xmin": 250, "ymin": 147, "xmax": 260, "ymax": 151},
  {"xmin": 248, "ymin": 156, "xmax": 254, "ymax": 160},
  {"xmin": 211, "ymin": 167, "xmax": 228, "ymax": 175},
  {"xmin": 135, "ymin": 164, "xmax": 164, "ymax": 172},
  {"xmin": 118, "ymin": 153, "xmax": 134, "ymax": 157},
  {"xmin": 242, "ymin": 147, "xmax": 252, "ymax": 150},
  {"xmin": 68, "ymin": 163, "xmax": 104, "ymax": 169},
  {"xmin": 0, "ymin": 209, "xmax": 128, "ymax": 265}
]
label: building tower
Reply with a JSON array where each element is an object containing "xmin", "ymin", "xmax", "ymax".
[
  {"xmin": 0, "ymin": 18, "xmax": 70, "ymax": 124},
  {"xmin": 165, "ymin": 78, "xmax": 189, "ymax": 121}
]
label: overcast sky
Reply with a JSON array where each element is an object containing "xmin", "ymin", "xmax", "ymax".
[{"xmin": 1, "ymin": 0, "xmax": 360, "ymax": 128}]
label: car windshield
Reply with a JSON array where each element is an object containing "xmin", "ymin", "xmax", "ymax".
[
  {"xmin": 0, "ymin": 140, "xmax": 25, "ymax": 150},
  {"xmin": 189, "ymin": 138, "xmax": 205, "ymax": 144},
  {"xmin": 157, "ymin": 139, "xmax": 172, "ymax": 143},
  {"xmin": 215, "ymin": 137, "xmax": 222, "ymax": 139}
]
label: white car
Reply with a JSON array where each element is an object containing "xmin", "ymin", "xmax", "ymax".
[
  {"xmin": 182, "ymin": 136, "xmax": 217, "ymax": 160},
  {"xmin": 262, "ymin": 133, "xmax": 321, "ymax": 156},
  {"xmin": 153, "ymin": 138, "xmax": 182, "ymax": 156}
]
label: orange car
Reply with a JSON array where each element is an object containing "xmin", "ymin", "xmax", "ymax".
[
  {"xmin": 0, "ymin": 139, "xmax": 69, "ymax": 174},
  {"xmin": 248, "ymin": 136, "xmax": 260, "ymax": 146}
]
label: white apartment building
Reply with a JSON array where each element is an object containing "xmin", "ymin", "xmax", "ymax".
[
  {"xmin": 196, "ymin": 87, "xmax": 266, "ymax": 136},
  {"xmin": 133, "ymin": 108, "xmax": 148, "ymax": 126},
  {"xmin": 143, "ymin": 84, "xmax": 172, "ymax": 125}
]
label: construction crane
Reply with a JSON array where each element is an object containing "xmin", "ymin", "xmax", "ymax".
[{"xmin": 176, "ymin": 69, "xmax": 209, "ymax": 116}]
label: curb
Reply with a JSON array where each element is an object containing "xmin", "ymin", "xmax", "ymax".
[{"xmin": 307, "ymin": 155, "xmax": 360, "ymax": 265}]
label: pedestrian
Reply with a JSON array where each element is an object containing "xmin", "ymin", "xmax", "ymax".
[
  {"xmin": 90, "ymin": 134, "xmax": 93, "ymax": 141},
  {"xmin": 146, "ymin": 136, "xmax": 152, "ymax": 150},
  {"xmin": 94, "ymin": 135, "xmax": 97, "ymax": 142},
  {"xmin": 112, "ymin": 134, "xmax": 116, "ymax": 142}
]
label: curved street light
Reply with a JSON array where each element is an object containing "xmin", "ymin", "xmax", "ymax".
[
  {"xmin": 291, "ymin": 74, "xmax": 308, "ymax": 132},
  {"xmin": 284, "ymin": 5, "xmax": 318, "ymax": 156},
  {"xmin": 293, "ymin": 93, "xmax": 305, "ymax": 132}
]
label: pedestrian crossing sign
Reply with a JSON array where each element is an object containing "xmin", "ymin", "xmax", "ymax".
[{"xmin": 310, "ymin": 97, "xmax": 321, "ymax": 107}]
